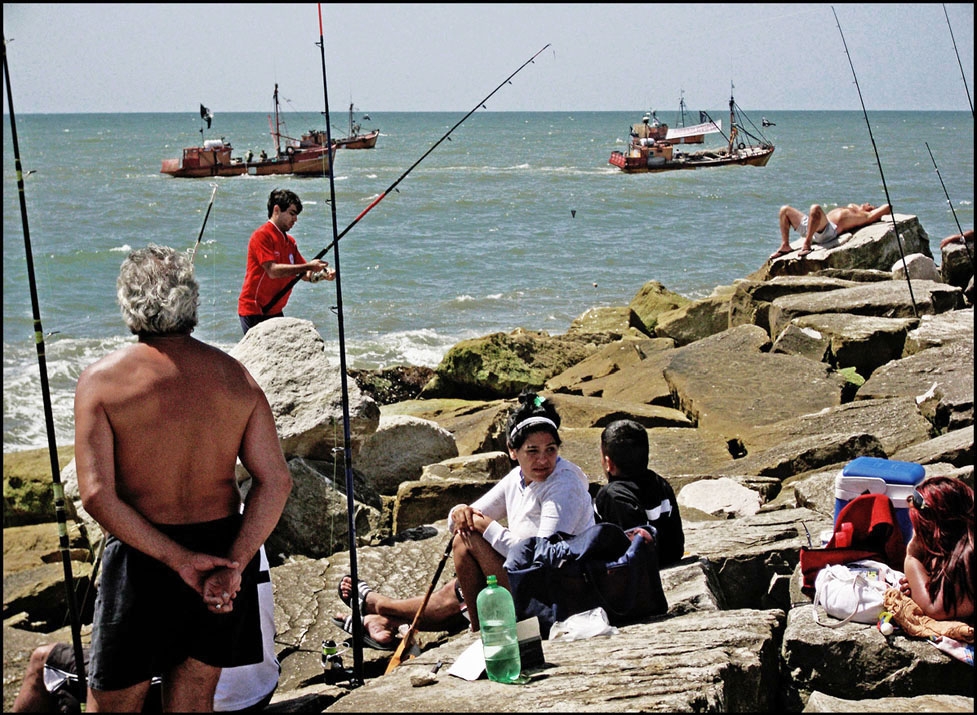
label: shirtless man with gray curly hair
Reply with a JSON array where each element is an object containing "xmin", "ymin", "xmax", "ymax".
[{"xmin": 75, "ymin": 244, "xmax": 292, "ymax": 712}]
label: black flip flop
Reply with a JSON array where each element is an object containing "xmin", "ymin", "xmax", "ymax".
[{"xmin": 336, "ymin": 574, "xmax": 373, "ymax": 616}]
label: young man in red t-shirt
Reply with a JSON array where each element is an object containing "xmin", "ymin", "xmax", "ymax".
[{"xmin": 237, "ymin": 189, "xmax": 334, "ymax": 334}]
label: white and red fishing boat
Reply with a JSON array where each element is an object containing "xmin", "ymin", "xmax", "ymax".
[
  {"xmin": 161, "ymin": 87, "xmax": 334, "ymax": 178},
  {"xmin": 609, "ymin": 89, "xmax": 774, "ymax": 174},
  {"xmin": 331, "ymin": 102, "xmax": 379, "ymax": 150}
]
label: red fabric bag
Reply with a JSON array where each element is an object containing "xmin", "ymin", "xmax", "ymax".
[{"xmin": 799, "ymin": 493, "xmax": 906, "ymax": 595}]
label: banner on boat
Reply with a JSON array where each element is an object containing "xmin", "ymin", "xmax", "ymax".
[{"xmin": 665, "ymin": 119, "xmax": 721, "ymax": 141}]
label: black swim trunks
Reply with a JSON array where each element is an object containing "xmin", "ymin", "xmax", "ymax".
[{"xmin": 88, "ymin": 515, "xmax": 262, "ymax": 692}]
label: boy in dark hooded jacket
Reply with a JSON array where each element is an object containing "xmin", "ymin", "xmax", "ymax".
[{"xmin": 594, "ymin": 419, "xmax": 685, "ymax": 566}]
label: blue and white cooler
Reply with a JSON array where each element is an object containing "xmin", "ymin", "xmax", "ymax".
[{"xmin": 834, "ymin": 456, "xmax": 925, "ymax": 544}]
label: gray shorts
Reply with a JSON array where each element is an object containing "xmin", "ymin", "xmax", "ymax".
[{"xmin": 799, "ymin": 215, "xmax": 838, "ymax": 244}]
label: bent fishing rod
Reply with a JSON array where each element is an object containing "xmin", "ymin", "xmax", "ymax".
[
  {"xmin": 4, "ymin": 35, "xmax": 88, "ymax": 690},
  {"xmin": 925, "ymin": 142, "xmax": 974, "ymax": 266},
  {"xmin": 315, "ymin": 2, "xmax": 365, "ymax": 686},
  {"xmin": 261, "ymin": 41, "xmax": 551, "ymax": 314},
  {"xmin": 190, "ymin": 183, "xmax": 218, "ymax": 264},
  {"xmin": 831, "ymin": 6, "xmax": 918, "ymax": 317},
  {"xmin": 942, "ymin": 3, "xmax": 973, "ymax": 117}
]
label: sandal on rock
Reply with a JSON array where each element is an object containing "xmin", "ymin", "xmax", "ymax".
[
  {"xmin": 337, "ymin": 574, "xmax": 373, "ymax": 615},
  {"xmin": 330, "ymin": 614, "xmax": 397, "ymax": 651}
]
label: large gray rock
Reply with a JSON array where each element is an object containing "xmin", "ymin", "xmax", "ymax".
[
  {"xmin": 761, "ymin": 214, "xmax": 931, "ymax": 279},
  {"xmin": 902, "ymin": 308, "xmax": 974, "ymax": 354},
  {"xmin": 422, "ymin": 328, "xmax": 612, "ymax": 400},
  {"xmin": 551, "ymin": 345, "xmax": 679, "ymax": 407},
  {"xmin": 889, "ymin": 426, "xmax": 975, "ymax": 469},
  {"xmin": 663, "ymin": 324, "xmax": 848, "ymax": 440},
  {"xmin": 356, "ymin": 415, "xmax": 459, "ymax": 496},
  {"xmin": 767, "ymin": 280, "xmax": 962, "ymax": 338},
  {"xmin": 627, "ymin": 279, "xmax": 691, "ymax": 335},
  {"xmin": 653, "ymin": 283, "xmax": 738, "ymax": 346},
  {"xmin": 782, "ymin": 604, "xmax": 974, "ymax": 708},
  {"xmin": 739, "ymin": 396, "xmax": 935, "ymax": 458},
  {"xmin": 772, "ymin": 314, "xmax": 915, "ymax": 379},
  {"xmin": 857, "ymin": 342, "xmax": 974, "ymax": 431},
  {"xmin": 545, "ymin": 335, "xmax": 675, "ymax": 397},
  {"xmin": 230, "ymin": 318, "xmax": 380, "ymax": 460},
  {"xmin": 678, "ymin": 476, "xmax": 762, "ymax": 517},
  {"xmin": 380, "ymin": 399, "xmax": 511, "ymax": 457},
  {"xmin": 803, "ymin": 691, "xmax": 974, "ymax": 713},
  {"xmin": 566, "ymin": 305, "xmax": 646, "ymax": 337},
  {"xmin": 260, "ymin": 457, "xmax": 383, "ymax": 563},
  {"xmin": 730, "ymin": 275, "xmax": 862, "ymax": 335},
  {"xmin": 892, "ymin": 253, "xmax": 942, "ymax": 282},
  {"xmin": 940, "ymin": 234, "xmax": 974, "ymax": 291},
  {"xmin": 332, "ymin": 610, "xmax": 785, "ymax": 713}
]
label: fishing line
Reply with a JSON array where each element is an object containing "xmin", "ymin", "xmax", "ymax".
[
  {"xmin": 3, "ymin": 35, "xmax": 88, "ymax": 690},
  {"xmin": 261, "ymin": 41, "xmax": 552, "ymax": 315},
  {"xmin": 943, "ymin": 3, "xmax": 974, "ymax": 117},
  {"xmin": 925, "ymin": 141, "xmax": 974, "ymax": 266},
  {"xmin": 315, "ymin": 2, "xmax": 364, "ymax": 686},
  {"xmin": 831, "ymin": 6, "xmax": 918, "ymax": 317}
]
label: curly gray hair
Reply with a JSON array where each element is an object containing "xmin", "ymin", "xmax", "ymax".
[{"xmin": 117, "ymin": 244, "xmax": 198, "ymax": 335}]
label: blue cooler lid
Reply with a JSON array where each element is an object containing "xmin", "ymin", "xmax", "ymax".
[{"xmin": 842, "ymin": 456, "xmax": 925, "ymax": 485}]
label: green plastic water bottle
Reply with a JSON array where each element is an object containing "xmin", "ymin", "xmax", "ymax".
[{"xmin": 476, "ymin": 574, "xmax": 522, "ymax": 683}]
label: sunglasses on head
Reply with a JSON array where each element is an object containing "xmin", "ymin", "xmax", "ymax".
[{"xmin": 906, "ymin": 489, "xmax": 927, "ymax": 511}]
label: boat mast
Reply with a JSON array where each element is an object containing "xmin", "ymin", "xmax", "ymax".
[
  {"xmin": 727, "ymin": 84, "xmax": 736, "ymax": 153},
  {"xmin": 349, "ymin": 102, "xmax": 354, "ymax": 137},
  {"xmin": 272, "ymin": 83, "xmax": 282, "ymax": 156},
  {"xmin": 679, "ymin": 90, "xmax": 687, "ymax": 127}
]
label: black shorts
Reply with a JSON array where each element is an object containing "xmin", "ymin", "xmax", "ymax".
[{"xmin": 88, "ymin": 515, "xmax": 262, "ymax": 692}]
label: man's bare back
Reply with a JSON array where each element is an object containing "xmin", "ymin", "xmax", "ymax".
[{"xmin": 75, "ymin": 335, "xmax": 260, "ymax": 524}]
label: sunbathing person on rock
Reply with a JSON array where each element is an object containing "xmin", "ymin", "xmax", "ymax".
[
  {"xmin": 900, "ymin": 476, "xmax": 974, "ymax": 622},
  {"xmin": 333, "ymin": 390, "xmax": 595, "ymax": 649},
  {"xmin": 770, "ymin": 202, "xmax": 891, "ymax": 260}
]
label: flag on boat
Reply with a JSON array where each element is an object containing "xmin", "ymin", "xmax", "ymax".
[{"xmin": 200, "ymin": 104, "xmax": 213, "ymax": 129}]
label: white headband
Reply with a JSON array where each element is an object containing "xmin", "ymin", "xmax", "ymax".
[{"xmin": 509, "ymin": 416, "xmax": 558, "ymax": 442}]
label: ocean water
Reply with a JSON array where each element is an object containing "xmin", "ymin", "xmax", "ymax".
[{"xmin": 3, "ymin": 109, "xmax": 973, "ymax": 451}]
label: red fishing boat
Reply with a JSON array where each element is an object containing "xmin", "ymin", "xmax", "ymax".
[
  {"xmin": 301, "ymin": 102, "xmax": 378, "ymax": 150},
  {"xmin": 161, "ymin": 87, "xmax": 334, "ymax": 178},
  {"xmin": 609, "ymin": 89, "xmax": 774, "ymax": 174}
]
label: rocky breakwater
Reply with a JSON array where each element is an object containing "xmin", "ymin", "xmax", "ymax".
[{"xmin": 2, "ymin": 215, "xmax": 973, "ymax": 712}]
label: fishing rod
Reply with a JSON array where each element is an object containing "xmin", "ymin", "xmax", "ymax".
[
  {"xmin": 943, "ymin": 3, "xmax": 974, "ymax": 117},
  {"xmin": 261, "ymin": 41, "xmax": 552, "ymax": 314},
  {"xmin": 831, "ymin": 6, "xmax": 918, "ymax": 318},
  {"xmin": 315, "ymin": 3, "xmax": 364, "ymax": 686},
  {"xmin": 190, "ymin": 183, "xmax": 218, "ymax": 264},
  {"xmin": 3, "ymin": 35, "xmax": 88, "ymax": 691},
  {"xmin": 925, "ymin": 142, "xmax": 974, "ymax": 266}
]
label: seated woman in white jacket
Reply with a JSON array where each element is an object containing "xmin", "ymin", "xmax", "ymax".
[{"xmin": 333, "ymin": 390, "xmax": 594, "ymax": 646}]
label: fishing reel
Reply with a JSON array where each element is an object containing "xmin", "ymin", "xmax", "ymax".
[{"xmin": 320, "ymin": 640, "xmax": 353, "ymax": 683}]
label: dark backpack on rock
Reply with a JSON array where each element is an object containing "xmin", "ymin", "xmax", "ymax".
[{"xmin": 504, "ymin": 522, "xmax": 668, "ymax": 639}]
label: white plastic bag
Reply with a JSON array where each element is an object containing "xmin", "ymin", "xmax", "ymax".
[
  {"xmin": 548, "ymin": 607, "xmax": 619, "ymax": 642},
  {"xmin": 813, "ymin": 559, "xmax": 903, "ymax": 627}
]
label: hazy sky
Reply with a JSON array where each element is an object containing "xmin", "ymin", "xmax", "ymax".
[{"xmin": 3, "ymin": 3, "xmax": 974, "ymax": 114}]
